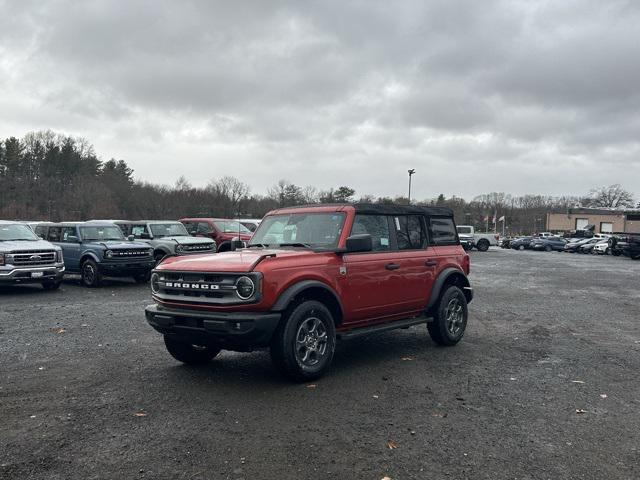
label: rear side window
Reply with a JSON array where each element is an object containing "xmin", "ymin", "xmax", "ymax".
[
  {"xmin": 351, "ymin": 215, "xmax": 391, "ymax": 251},
  {"xmin": 35, "ymin": 225, "xmax": 48, "ymax": 237},
  {"xmin": 429, "ymin": 218, "xmax": 458, "ymax": 245},
  {"xmin": 61, "ymin": 227, "xmax": 78, "ymax": 242},
  {"xmin": 130, "ymin": 224, "xmax": 148, "ymax": 237},
  {"xmin": 394, "ymin": 215, "xmax": 427, "ymax": 250}
]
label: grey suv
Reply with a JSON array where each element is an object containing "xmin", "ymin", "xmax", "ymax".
[
  {"xmin": 113, "ymin": 221, "xmax": 217, "ymax": 264},
  {"xmin": 0, "ymin": 221, "xmax": 65, "ymax": 290}
]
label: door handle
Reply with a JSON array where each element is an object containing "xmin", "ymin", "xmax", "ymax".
[
  {"xmin": 385, "ymin": 263, "xmax": 400, "ymax": 271},
  {"xmin": 424, "ymin": 260, "xmax": 437, "ymax": 267}
]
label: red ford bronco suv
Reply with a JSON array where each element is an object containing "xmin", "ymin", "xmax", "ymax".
[{"xmin": 146, "ymin": 204, "xmax": 472, "ymax": 381}]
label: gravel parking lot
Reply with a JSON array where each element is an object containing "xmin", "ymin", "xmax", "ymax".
[{"xmin": 1, "ymin": 250, "xmax": 639, "ymax": 480}]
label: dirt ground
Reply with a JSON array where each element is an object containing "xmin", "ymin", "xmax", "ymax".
[{"xmin": 1, "ymin": 249, "xmax": 639, "ymax": 479}]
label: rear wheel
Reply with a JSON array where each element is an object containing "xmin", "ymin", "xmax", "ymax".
[
  {"xmin": 270, "ymin": 300, "xmax": 336, "ymax": 382},
  {"xmin": 81, "ymin": 259, "xmax": 101, "ymax": 288},
  {"xmin": 476, "ymin": 239, "xmax": 490, "ymax": 252},
  {"xmin": 428, "ymin": 286, "xmax": 468, "ymax": 346},
  {"xmin": 163, "ymin": 336, "xmax": 220, "ymax": 365},
  {"xmin": 518, "ymin": 245, "xmax": 525, "ymax": 251}
]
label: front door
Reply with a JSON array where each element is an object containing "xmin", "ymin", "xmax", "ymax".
[{"xmin": 60, "ymin": 226, "xmax": 81, "ymax": 271}]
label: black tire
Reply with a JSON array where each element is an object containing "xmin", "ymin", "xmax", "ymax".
[
  {"xmin": 476, "ymin": 239, "xmax": 490, "ymax": 252},
  {"xmin": 42, "ymin": 280, "xmax": 61, "ymax": 291},
  {"xmin": 154, "ymin": 252, "xmax": 166, "ymax": 265},
  {"xmin": 270, "ymin": 300, "xmax": 336, "ymax": 382},
  {"xmin": 134, "ymin": 271, "xmax": 151, "ymax": 284},
  {"xmin": 544, "ymin": 245, "xmax": 552, "ymax": 252},
  {"xmin": 605, "ymin": 247, "xmax": 611, "ymax": 255},
  {"xmin": 163, "ymin": 336, "xmax": 221, "ymax": 365},
  {"xmin": 427, "ymin": 286, "xmax": 468, "ymax": 346},
  {"xmin": 612, "ymin": 249, "xmax": 621, "ymax": 257},
  {"xmin": 518, "ymin": 245, "xmax": 525, "ymax": 251},
  {"xmin": 81, "ymin": 259, "xmax": 101, "ymax": 288}
]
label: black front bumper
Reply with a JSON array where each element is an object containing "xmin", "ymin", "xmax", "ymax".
[
  {"xmin": 98, "ymin": 260, "xmax": 155, "ymax": 277},
  {"xmin": 145, "ymin": 304, "xmax": 281, "ymax": 351}
]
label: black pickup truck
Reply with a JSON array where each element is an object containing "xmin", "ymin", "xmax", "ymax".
[{"xmin": 608, "ymin": 233, "xmax": 640, "ymax": 259}]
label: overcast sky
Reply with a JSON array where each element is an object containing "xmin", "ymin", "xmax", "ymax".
[{"xmin": 1, "ymin": 0, "xmax": 639, "ymax": 200}]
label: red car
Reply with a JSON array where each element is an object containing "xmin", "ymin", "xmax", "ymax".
[
  {"xmin": 179, "ymin": 218, "xmax": 253, "ymax": 252},
  {"xmin": 149, "ymin": 204, "xmax": 473, "ymax": 381}
]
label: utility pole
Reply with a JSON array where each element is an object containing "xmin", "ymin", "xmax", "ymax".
[{"xmin": 407, "ymin": 169, "xmax": 415, "ymax": 205}]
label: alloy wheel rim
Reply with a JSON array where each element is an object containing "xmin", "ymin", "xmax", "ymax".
[
  {"xmin": 83, "ymin": 264, "xmax": 95, "ymax": 284},
  {"xmin": 295, "ymin": 316, "xmax": 328, "ymax": 367},
  {"xmin": 445, "ymin": 297, "xmax": 464, "ymax": 337}
]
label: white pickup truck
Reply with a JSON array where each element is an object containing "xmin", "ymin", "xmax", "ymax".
[{"xmin": 456, "ymin": 225, "xmax": 500, "ymax": 252}]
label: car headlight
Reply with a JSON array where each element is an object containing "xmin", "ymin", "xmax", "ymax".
[
  {"xmin": 235, "ymin": 276, "xmax": 255, "ymax": 300},
  {"xmin": 105, "ymin": 250, "xmax": 113, "ymax": 259},
  {"xmin": 0, "ymin": 253, "xmax": 4, "ymax": 266},
  {"xmin": 148, "ymin": 248, "xmax": 154, "ymax": 256},
  {"xmin": 150, "ymin": 273, "xmax": 160, "ymax": 294},
  {"xmin": 56, "ymin": 250, "xmax": 64, "ymax": 263},
  {"xmin": 176, "ymin": 244, "xmax": 184, "ymax": 253}
]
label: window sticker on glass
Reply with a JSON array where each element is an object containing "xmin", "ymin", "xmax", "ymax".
[
  {"xmin": 395, "ymin": 217, "xmax": 401, "ymax": 230},
  {"xmin": 380, "ymin": 237, "xmax": 389, "ymax": 246}
]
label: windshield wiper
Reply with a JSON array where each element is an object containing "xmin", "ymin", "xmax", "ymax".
[{"xmin": 278, "ymin": 242, "xmax": 312, "ymax": 248}]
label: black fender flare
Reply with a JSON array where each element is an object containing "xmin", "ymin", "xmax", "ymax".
[
  {"xmin": 271, "ymin": 280, "xmax": 344, "ymax": 321},
  {"xmin": 79, "ymin": 251, "xmax": 101, "ymax": 265},
  {"xmin": 427, "ymin": 268, "xmax": 472, "ymax": 310},
  {"xmin": 154, "ymin": 247, "xmax": 171, "ymax": 257}
]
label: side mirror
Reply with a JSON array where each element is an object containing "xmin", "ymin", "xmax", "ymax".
[
  {"xmin": 230, "ymin": 239, "xmax": 245, "ymax": 251},
  {"xmin": 345, "ymin": 234, "xmax": 372, "ymax": 253},
  {"xmin": 127, "ymin": 235, "xmax": 135, "ymax": 241},
  {"xmin": 190, "ymin": 230, "xmax": 197, "ymax": 236}
]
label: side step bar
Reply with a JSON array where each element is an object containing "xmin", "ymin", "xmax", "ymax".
[{"xmin": 337, "ymin": 315, "xmax": 430, "ymax": 340}]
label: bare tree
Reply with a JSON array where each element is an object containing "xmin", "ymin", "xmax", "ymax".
[{"xmin": 585, "ymin": 184, "xmax": 634, "ymax": 208}]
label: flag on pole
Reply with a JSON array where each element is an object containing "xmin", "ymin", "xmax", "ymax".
[{"xmin": 498, "ymin": 215, "xmax": 505, "ymax": 222}]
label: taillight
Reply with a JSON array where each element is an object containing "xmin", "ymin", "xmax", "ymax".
[{"xmin": 463, "ymin": 254, "xmax": 470, "ymax": 275}]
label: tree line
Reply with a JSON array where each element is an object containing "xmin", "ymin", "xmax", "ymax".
[{"xmin": 1, "ymin": 131, "xmax": 637, "ymax": 235}]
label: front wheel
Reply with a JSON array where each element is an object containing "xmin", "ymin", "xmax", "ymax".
[
  {"xmin": 42, "ymin": 280, "xmax": 61, "ymax": 291},
  {"xmin": 270, "ymin": 300, "xmax": 336, "ymax": 382},
  {"xmin": 163, "ymin": 336, "xmax": 221, "ymax": 365},
  {"xmin": 518, "ymin": 245, "xmax": 525, "ymax": 251},
  {"xmin": 544, "ymin": 245, "xmax": 552, "ymax": 252},
  {"xmin": 427, "ymin": 286, "xmax": 468, "ymax": 346},
  {"xmin": 81, "ymin": 259, "xmax": 101, "ymax": 288}
]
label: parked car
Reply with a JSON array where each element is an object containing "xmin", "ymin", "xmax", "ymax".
[
  {"xmin": 34, "ymin": 221, "xmax": 155, "ymax": 287},
  {"xmin": 234, "ymin": 218, "xmax": 262, "ymax": 233},
  {"xmin": 510, "ymin": 237, "xmax": 533, "ymax": 250},
  {"xmin": 609, "ymin": 233, "xmax": 640, "ymax": 259},
  {"xmin": 578, "ymin": 239, "xmax": 606, "ymax": 254},
  {"xmin": 180, "ymin": 218, "xmax": 253, "ymax": 252},
  {"xmin": 530, "ymin": 237, "xmax": 567, "ymax": 252},
  {"xmin": 455, "ymin": 225, "xmax": 499, "ymax": 251},
  {"xmin": 564, "ymin": 237, "xmax": 599, "ymax": 253},
  {"xmin": 112, "ymin": 220, "xmax": 216, "ymax": 264},
  {"xmin": 499, "ymin": 237, "xmax": 513, "ymax": 249},
  {"xmin": 0, "ymin": 221, "xmax": 65, "ymax": 290},
  {"xmin": 146, "ymin": 204, "xmax": 473, "ymax": 381},
  {"xmin": 592, "ymin": 240, "xmax": 612, "ymax": 255}
]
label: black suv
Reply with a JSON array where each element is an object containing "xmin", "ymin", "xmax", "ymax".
[{"xmin": 609, "ymin": 233, "xmax": 640, "ymax": 259}]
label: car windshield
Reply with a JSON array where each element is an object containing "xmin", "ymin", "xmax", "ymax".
[
  {"xmin": 250, "ymin": 213, "xmax": 346, "ymax": 248},
  {"xmin": 0, "ymin": 224, "xmax": 39, "ymax": 241},
  {"xmin": 80, "ymin": 226, "xmax": 125, "ymax": 241},
  {"xmin": 214, "ymin": 221, "xmax": 252, "ymax": 234},
  {"xmin": 150, "ymin": 223, "xmax": 189, "ymax": 237}
]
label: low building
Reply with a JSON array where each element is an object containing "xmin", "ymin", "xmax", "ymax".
[{"xmin": 547, "ymin": 208, "xmax": 640, "ymax": 234}]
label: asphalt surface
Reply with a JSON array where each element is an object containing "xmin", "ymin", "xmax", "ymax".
[{"xmin": 1, "ymin": 249, "xmax": 639, "ymax": 480}]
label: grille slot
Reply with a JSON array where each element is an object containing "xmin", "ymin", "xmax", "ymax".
[
  {"xmin": 182, "ymin": 243, "xmax": 214, "ymax": 252},
  {"xmin": 111, "ymin": 249, "xmax": 150, "ymax": 258}
]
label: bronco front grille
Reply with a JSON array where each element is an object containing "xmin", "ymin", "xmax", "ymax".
[
  {"xmin": 182, "ymin": 243, "xmax": 215, "ymax": 252},
  {"xmin": 111, "ymin": 249, "xmax": 150, "ymax": 258},
  {"xmin": 9, "ymin": 250, "xmax": 57, "ymax": 266},
  {"xmin": 152, "ymin": 271, "xmax": 261, "ymax": 306}
]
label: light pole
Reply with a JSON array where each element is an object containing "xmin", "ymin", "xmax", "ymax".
[{"xmin": 407, "ymin": 169, "xmax": 415, "ymax": 205}]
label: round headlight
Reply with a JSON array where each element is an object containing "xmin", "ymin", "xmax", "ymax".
[
  {"xmin": 150, "ymin": 273, "xmax": 160, "ymax": 294},
  {"xmin": 105, "ymin": 250, "xmax": 113, "ymax": 259},
  {"xmin": 235, "ymin": 276, "xmax": 255, "ymax": 300},
  {"xmin": 176, "ymin": 244, "xmax": 184, "ymax": 253}
]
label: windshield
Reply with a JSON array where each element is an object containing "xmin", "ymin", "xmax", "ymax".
[
  {"xmin": 457, "ymin": 226, "xmax": 472, "ymax": 234},
  {"xmin": 250, "ymin": 213, "xmax": 346, "ymax": 248},
  {"xmin": 150, "ymin": 223, "xmax": 189, "ymax": 237},
  {"xmin": 0, "ymin": 224, "xmax": 39, "ymax": 241},
  {"xmin": 214, "ymin": 221, "xmax": 252, "ymax": 234},
  {"xmin": 80, "ymin": 226, "xmax": 125, "ymax": 241}
]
